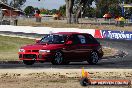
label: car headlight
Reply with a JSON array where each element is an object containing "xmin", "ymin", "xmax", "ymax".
[
  {"xmin": 39, "ymin": 50, "xmax": 50, "ymax": 54},
  {"xmin": 19, "ymin": 49, "xmax": 25, "ymax": 52}
]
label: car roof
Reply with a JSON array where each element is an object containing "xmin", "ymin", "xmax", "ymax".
[{"xmin": 52, "ymin": 32, "xmax": 90, "ymax": 35}]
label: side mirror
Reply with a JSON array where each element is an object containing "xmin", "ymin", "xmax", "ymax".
[
  {"xmin": 35, "ymin": 39, "xmax": 40, "ymax": 43},
  {"xmin": 66, "ymin": 41, "xmax": 73, "ymax": 45}
]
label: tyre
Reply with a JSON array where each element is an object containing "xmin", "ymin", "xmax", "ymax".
[
  {"xmin": 23, "ymin": 60, "xmax": 35, "ymax": 65},
  {"xmin": 63, "ymin": 61, "xmax": 70, "ymax": 65},
  {"xmin": 80, "ymin": 77, "xmax": 90, "ymax": 86},
  {"xmin": 51, "ymin": 51, "xmax": 64, "ymax": 65},
  {"xmin": 39, "ymin": 61, "xmax": 45, "ymax": 63},
  {"xmin": 87, "ymin": 51, "xmax": 99, "ymax": 65}
]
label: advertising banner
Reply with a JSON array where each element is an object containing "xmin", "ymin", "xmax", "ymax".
[{"xmin": 101, "ymin": 30, "xmax": 132, "ymax": 40}]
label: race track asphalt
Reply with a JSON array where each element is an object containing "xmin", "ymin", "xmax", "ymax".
[{"xmin": 0, "ymin": 39, "xmax": 132, "ymax": 69}]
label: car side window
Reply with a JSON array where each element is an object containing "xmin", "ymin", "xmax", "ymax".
[
  {"xmin": 86, "ymin": 34, "xmax": 99, "ymax": 44},
  {"xmin": 68, "ymin": 35, "xmax": 80, "ymax": 44},
  {"xmin": 77, "ymin": 35, "xmax": 87, "ymax": 44}
]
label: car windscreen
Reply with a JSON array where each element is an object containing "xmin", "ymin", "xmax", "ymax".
[{"xmin": 39, "ymin": 34, "xmax": 67, "ymax": 44}]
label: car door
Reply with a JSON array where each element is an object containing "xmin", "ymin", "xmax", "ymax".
[
  {"xmin": 83, "ymin": 34, "xmax": 100, "ymax": 60},
  {"xmin": 62, "ymin": 35, "xmax": 80, "ymax": 61},
  {"xmin": 74, "ymin": 34, "xmax": 89, "ymax": 61},
  {"xmin": 75, "ymin": 34, "xmax": 98, "ymax": 61},
  {"xmin": 65, "ymin": 34, "xmax": 88, "ymax": 61}
]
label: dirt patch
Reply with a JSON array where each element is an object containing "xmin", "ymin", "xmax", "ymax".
[
  {"xmin": 1, "ymin": 78, "xmax": 130, "ymax": 88},
  {"xmin": 103, "ymin": 47, "xmax": 118, "ymax": 57},
  {"xmin": 0, "ymin": 69, "xmax": 132, "ymax": 88},
  {"xmin": 102, "ymin": 46, "xmax": 127, "ymax": 59}
]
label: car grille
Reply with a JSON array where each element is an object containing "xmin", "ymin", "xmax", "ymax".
[
  {"xmin": 25, "ymin": 50, "xmax": 39, "ymax": 53},
  {"xmin": 23, "ymin": 54, "xmax": 37, "ymax": 59}
]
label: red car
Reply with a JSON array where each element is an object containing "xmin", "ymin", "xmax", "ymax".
[{"xmin": 18, "ymin": 32, "xmax": 103, "ymax": 65}]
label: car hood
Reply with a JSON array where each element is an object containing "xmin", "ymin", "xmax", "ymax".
[{"xmin": 21, "ymin": 43, "xmax": 64, "ymax": 50}]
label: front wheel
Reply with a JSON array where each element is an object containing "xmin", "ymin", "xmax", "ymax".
[
  {"xmin": 87, "ymin": 51, "xmax": 99, "ymax": 65},
  {"xmin": 23, "ymin": 60, "xmax": 35, "ymax": 65},
  {"xmin": 51, "ymin": 51, "xmax": 64, "ymax": 65}
]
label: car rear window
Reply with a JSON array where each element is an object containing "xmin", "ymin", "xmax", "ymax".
[{"xmin": 86, "ymin": 34, "xmax": 100, "ymax": 44}]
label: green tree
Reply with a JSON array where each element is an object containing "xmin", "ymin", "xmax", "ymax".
[
  {"xmin": 24, "ymin": 6, "xmax": 35, "ymax": 16},
  {"xmin": 51, "ymin": 9, "xmax": 58, "ymax": 14},
  {"xmin": 95, "ymin": 0, "xmax": 122, "ymax": 17},
  {"xmin": 65, "ymin": 0, "xmax": 94, "ymax": 24},
  {"xmin": 73, "ymin": 0, "xmax": 94, "ymax": 22},
  {"xmin": 109, "ymin": 3, "xmax": 122, "ymax": 17},
  {"xmin": 9, "ymin": 0, "xmax": 26, "ymax": 9},
  {"xmin": 84, "ymin": 7, "xmax": 96, "ymax": 17},
  {"xmin": 59, "ymin": 5, "xmax": 66, "ymax": 16}
]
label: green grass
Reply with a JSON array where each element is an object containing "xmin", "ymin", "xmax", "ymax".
[{"xmin": 0, "ymin": 35, "xmax": 34, "ymax": 61}]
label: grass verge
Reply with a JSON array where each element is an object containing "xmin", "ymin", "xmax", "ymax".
[{"xmin": 0, "ymin": 35, "xmax": 34, "ymax": 61}]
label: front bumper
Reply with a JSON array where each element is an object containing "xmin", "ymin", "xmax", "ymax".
[{"xmin": 18, "ymin": 52, "xmax": 53, "ymax": 61}]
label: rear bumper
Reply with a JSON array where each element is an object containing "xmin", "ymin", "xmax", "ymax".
[
  {"xmin": 98, "ymin": 51, "xmax": 104, "ymax": 59},
  {"xmin": 18, "ymin": 52, "xmax": 53, "ymax": 61},
  {"xmin": 97, "ymin": 48, "xmax": 104, "ymax": 59}
]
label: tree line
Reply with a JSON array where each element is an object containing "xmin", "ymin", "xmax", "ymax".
[
  {"xmin": 65, "ymin": 0, "xmax": 132, "ymax": 24},
  {"xmin": 2, "ymin": 0, "xmax": 132, "ymax": 24}
]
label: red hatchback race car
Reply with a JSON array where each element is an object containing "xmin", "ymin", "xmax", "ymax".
[{"xmin": 18, "ymin": 32, "xmax": 103, "ymax": 65}]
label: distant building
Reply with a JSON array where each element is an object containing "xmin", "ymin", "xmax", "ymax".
[
  {"xmin": 0, "ymin": 1, "xmax": 23, "ymax": 18},
  {"xmin": 0, "ymin": 1, "xmax": 24, "ymax": 25}
]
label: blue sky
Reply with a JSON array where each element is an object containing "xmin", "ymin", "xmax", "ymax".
[{"xmin": 23, "ymin": 0, "xmax": 65, "ymax": 10}]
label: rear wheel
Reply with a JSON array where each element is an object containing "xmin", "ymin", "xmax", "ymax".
[
  {"xmin": 23, "ymin": 60, "xmax": 35, "ymax": 65},
  {"xmin": 87, "ymin": 51, "xmax": 99, "ymax": 65},
  {"xmin": 39, "ymin": 61, "xmax": 45, "ymax": 63}
]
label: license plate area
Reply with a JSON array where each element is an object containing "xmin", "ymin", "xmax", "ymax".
[{"xmin": 23, "ymin": 54, "xmax": 37, "ymax": 60}]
